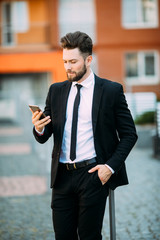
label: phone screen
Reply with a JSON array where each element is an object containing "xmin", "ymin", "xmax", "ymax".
[{"xmin": 29, "ymin": 105, "xmax": 46, "ymax": 119}]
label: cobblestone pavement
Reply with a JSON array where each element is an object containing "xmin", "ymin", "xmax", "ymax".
[
  {"xmin": 0, "ymin": 125, "xmax": 160, "ymax": 240},
  {"xmin": 103, "ymin": 148, "xmax": 160, "ymax": 240}
]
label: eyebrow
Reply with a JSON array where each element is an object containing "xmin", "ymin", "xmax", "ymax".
[{"xmin": 63, "ymin": 59, "xmax": 78, "ymax": 62}]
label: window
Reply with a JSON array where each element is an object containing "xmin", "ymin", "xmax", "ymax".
[
  {"xmin": 12, "ymin": 1, "xmax": 29, "ymax": 33},
  {"xmin": 58, "ymin": 0, "xmax": 96, "ymax": 43},
  {"xmin": 1, "ymin": 1, "xmax": 29, "ymax": 46},
  {"xmin": 125, "ymin": 51, "xmax": 159, "ymax": 85},
  {"xmin": 122, "ymin": 0, "xmax": 159, "ymax": 28},
  {"xmin": 1, "ymin": 2, "xmax": 15, "ymax": 46}
]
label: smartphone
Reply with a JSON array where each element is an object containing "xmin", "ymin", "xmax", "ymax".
[{"xmin": 29, "ymin": 104, "xmax": 46, "ymax": 119}]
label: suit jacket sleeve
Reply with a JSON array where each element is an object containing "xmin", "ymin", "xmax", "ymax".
[
  {"xmin": 105, "ymin": 85, "xmax": 138, "ymax": 172},
  {"xmin": 33, "ymin": 85, "xmax": 53, "ymax": 143}
]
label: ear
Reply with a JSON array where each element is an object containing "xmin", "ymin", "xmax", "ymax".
[{"xmin": 85, "ymin": 55, "xmax": 92, "ymax": 67}]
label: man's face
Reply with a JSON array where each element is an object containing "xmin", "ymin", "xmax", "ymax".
[{"xmin": 63, "ymin": 48, "xmax": 87, "ymax": 82}]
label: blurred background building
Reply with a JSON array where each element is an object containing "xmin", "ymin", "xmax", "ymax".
[{"xmin": 0, "ymin": 0, "xmax": 159, "ymax": 126}]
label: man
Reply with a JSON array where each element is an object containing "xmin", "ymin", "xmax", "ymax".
[{"xmin": 31, "ymin": 31, "xmax": 138, "ymax": 240}]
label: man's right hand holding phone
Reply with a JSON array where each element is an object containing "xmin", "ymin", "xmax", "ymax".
[{"xmin": 31, "ymin": 111, "xmax": 51, "ymax": 133}]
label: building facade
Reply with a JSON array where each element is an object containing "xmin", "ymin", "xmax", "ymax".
[
  {"xmin": 95, "ymin": 0, "xmax": 160, "ymax": 99},
  {"xmin": 0, "ymin": 0, "xmax": 159, "ymax": 124},
  {"xmin": 0, "ymin": 0, "xmax": 64, "ymax": 124}
]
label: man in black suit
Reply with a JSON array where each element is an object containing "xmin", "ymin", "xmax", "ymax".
[{"xmin": 31, "ymin": 31, "xmax": 137, "ymax": 240}]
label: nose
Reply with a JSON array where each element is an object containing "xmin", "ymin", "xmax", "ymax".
[{"xmin": 65, "ymin": 62, "xmax": 72, "ymax": 72}]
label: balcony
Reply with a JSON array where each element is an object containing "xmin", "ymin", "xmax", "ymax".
[{"xmin": 0, "ymin": 22, "xmax": 52, "ymax": 53}]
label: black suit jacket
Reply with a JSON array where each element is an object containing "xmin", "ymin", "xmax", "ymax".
[{"xmin": 33, "ymin": 75, "xmax": 138, "ymax": 190}]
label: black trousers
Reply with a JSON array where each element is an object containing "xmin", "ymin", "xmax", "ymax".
[{"xmin": 51, "ymin": 162, "xmax": 109, "ymax": 240}]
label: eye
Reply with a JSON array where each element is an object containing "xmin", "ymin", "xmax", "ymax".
[{"xmin": 71, "ymin": 60, "xmax": 77, "ymax": 64}]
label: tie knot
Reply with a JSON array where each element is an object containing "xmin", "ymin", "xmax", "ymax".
[{"xmin": 76, "ymin": 84, "xmax": 82, "ymax": 91}]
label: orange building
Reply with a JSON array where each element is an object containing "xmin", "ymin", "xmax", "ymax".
[
  {"xmin": 95, "ymin": 0, "xmax": 160, "ymax": 98},
  {"xmin": 0, "ymin": 0, "xmax": 65, "ymax": 123},
  {"xmin": 0, "ymin": 0, "xmax": 65, "ymax": 81},
  {"xmin": 0, "ymin": 0, "xmax": 159, "ymax": 124}
]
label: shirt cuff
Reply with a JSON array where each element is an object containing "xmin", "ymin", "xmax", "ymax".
[
  {"xmin": 35, "ymin": 127, "xmax": 45, "ymax": 136},
  {"xmin": 105, "ymin": 164, "xmax": 115, "ymax": 174}
]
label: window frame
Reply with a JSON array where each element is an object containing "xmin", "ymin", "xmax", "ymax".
[
  {"xmin": 1, "ymin": 1, "xmax": 29, "ymax": 47},
  {"xmin": 1, "ymin": 2, "xmax": 16, "ymax": 46},
  {"xmin": 125, "ymin": 50, "xmax": 159, "ymax": 85},
  {"xmin": 122, "ymin": 0, "xmax": 159, "ymax": 29}
]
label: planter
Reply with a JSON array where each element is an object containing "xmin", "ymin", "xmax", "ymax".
[
  {"xmin": 136, "ymin": 124, "xmax": 156, "ymax": 148},
  {"xmin": 152, "ymin": 135, "xmax": 160, "ymax": 159}
]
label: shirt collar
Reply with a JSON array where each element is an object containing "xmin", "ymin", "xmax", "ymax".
[{"xmin": 72, "ymin": 70, "xmax": 94, "ymax": 89}]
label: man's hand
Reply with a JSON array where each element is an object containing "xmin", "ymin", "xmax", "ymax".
[
  {"xmin": 88, "ymin": 164, "xmax": 112, "ymax": 185},
  {"xmin": 30, "ymin": 110, "xmax": 51, "ymax": 133}
]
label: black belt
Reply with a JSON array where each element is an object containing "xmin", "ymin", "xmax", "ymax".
[{"xmin": 60, "ymin": 157, "xmax": 96, "ymax": 170}]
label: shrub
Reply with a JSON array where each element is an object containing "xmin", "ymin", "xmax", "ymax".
[{"xmin": 134, "ymin": 111, "xmax": 155, "ymax": 125}]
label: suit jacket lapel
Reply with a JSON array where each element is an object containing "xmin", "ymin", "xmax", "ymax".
[
  {"xmin": 60, "ymin": 76, "xmax": 103, "ymax": 137},
  {"xmin": 92, "ymin": 75, "xmax": 104, "ymax": 135},
  {"xmin": 61, "ymin": 81, "xmax": 72, "ymax": 136}
]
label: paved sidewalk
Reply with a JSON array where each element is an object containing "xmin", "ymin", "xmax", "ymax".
[
  {"xmin": 0, "ymin": 125, "xmax": 160, "ymax": 240},
  {"xmin": 103, "ymin": 148, "xmax": 160, "ymax": 240}
]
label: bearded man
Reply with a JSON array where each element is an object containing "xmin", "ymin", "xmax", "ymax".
[{"xmin": 31, "ymin": 31, "xmax": 137, "ymax": 240}]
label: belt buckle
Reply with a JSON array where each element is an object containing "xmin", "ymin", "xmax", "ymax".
[
  {"xmin": 66, "ymin": 164, "xmax": 69, "ymax": 170},
  {"xmin": 73, "ymin": 163, "xmax": 77, "ymax": 169}
]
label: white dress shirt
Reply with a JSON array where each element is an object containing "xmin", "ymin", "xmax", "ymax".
[{"xmin": 60, "ymin": 71, "xmax": 96, "ymax": 163}]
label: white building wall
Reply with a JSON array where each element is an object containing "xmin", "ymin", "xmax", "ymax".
[{"xmin": 58, "ymin": 0, "xmax": 96, "ymax": 43}]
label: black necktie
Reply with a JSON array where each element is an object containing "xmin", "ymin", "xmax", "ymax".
[{"xmin": 70, "ymin": 84, "xmax": 82, "ymax": 161}]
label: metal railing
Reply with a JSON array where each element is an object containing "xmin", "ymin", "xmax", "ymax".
[{"xmin": 0, "ymin": 22, "xmax": 51, "ymax": 47}]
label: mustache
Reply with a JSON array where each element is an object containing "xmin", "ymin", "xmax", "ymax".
[{"xmin": 67, "ymin": 70, "xmax": 75, "ymax": 74}]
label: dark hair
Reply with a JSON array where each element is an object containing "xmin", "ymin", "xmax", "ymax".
[{"xmin": 60, "ymin": 31, "xmax": 93, "ymax": 57}]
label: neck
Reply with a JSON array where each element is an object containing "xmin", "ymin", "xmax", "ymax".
[{"xmin": 77, "ymin": 68, "xmax": 91, "ymax": 84}]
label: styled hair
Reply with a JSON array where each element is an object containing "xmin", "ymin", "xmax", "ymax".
[{"xmin": 60, "ymin": 31, "xmax": 93, "ymax": 57}]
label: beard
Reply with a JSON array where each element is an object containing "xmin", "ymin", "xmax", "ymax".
[{"xmin": 67, "ymin": 64, "xmax": 87, "ymax": 82}]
